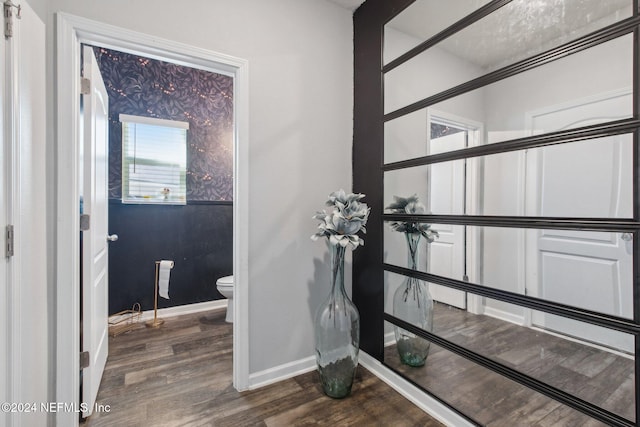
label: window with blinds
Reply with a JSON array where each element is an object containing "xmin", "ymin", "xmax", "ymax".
[{"xmin": 119, "ymin": 114, "xmax": 188, "ymax": 205}]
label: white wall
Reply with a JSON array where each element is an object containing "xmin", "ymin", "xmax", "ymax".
[
  {"xmin": 384, "ymin": 27, "xmax": 485, "ymax": 119},
  {"xmin": 484, "ymin": 35, "xmax": 632, "ymax": 135},
  {"xmin": 24, "ymin": 0, "xmax": 46, "ymax": 20},
  {"xmin": 46, "ymin": 0, "xmax": 353, "ymax": 376}
]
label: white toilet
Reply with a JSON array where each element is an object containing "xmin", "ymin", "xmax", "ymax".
[{"xmin": 216, "ymin": 275, "xmax": 234, "ymax": 323}]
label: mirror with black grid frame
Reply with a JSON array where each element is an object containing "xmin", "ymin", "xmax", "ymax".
[{"xmin": 382, "ymin": 0, "xmax": 635, "ymax": 423}]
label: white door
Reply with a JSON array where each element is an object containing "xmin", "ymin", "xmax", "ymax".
[
  {"xmin": 526, "ymin": 91, "xmax": 633, "ymax": 353},
  {"xmin": 2, "ymin": 2, "xmax": 48, "ymax": 425},
  {"xmin": 428, "ymin": 129, "xmax": 467, "ymax": 309},
  {"xmin": 81, "ymin": 45, "xmax": 110, "ymax": 417},
  {"xmin": 1, "ymin": 20, "xmax": 9, "ymax": 426}
]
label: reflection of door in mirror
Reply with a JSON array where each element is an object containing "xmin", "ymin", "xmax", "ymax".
[
  {"xmin": 525, "ymin": 90, "xmax": 633, "ymax": 353},
  {"xmin": 427, "ymin": 112, "xmax": 481, "ymax": 309}
]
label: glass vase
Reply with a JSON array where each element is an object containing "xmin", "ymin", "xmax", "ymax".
[
  {"xmin": 314, "ymin": 243, "xmax": 360, "ymax": 398},
  {"xmin": 393, "ymin": 232, "xmax": 433, "ymax": 367}
]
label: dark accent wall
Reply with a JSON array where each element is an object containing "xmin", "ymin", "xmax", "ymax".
[
  {"xmin": 353, "ymin": 0, "xmax": 414, "ymax": 361},
  {"xmin": 108, "ymin": 201, "xmax": 232, "ymax": 313},
  {"xmin": 431, "ymin": 123, "xmax": 464, "ymax": 139},
  {"xmin": 92, "ymin": 47, "xmax": 234, "ymax": 313}
]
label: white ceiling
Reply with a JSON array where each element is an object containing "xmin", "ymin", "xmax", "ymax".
[
  {"xmin": 324, "ymin": 0, "xmax": 631, "ymax": 69},
  {"xmin": 387, "ymin": 0, "xmax": 631, "ymax": 69}
]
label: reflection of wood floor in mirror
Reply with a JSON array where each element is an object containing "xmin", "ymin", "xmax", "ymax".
[
  {"xmin": 85, "ymin": 309, "xmax": 442, "ymax": 426},
  {"xmin": 385, "ymin": 302, "xmax": 635, "ymax": 426}
]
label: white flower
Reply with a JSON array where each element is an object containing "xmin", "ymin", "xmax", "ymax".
[
  {"xmin": 312, "ymin": 189, "xmax": 370, "ymax": 249},
  {"xmin": 385, "ymin": 194, "xmax": 439, "ymax": 243}
]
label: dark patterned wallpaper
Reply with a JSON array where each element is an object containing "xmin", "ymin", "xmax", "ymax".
[
  {"xmin": 93, "ymin": 46, "xmax": 234, "ymax": 201},
  {"xmin": 430, "ymin": 123, "xmax": 464, "ymax": 140}
]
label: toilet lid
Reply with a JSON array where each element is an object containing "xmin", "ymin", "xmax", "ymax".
[{"xmin": 217, "ymin": 275, "xmax": 234, "ymax": 286}]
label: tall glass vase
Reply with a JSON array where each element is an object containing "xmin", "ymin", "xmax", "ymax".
[
  {"xmin": 393, "ymin": 232, "xmax": 434, "ymax": 367},
  {"xmin": 314, "ymin": 243, "xmax": 360, "ymax": 398}
]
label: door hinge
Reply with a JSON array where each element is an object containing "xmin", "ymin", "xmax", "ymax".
[
  {"xmin": 80, "ymin": 351, "xmax": 90, "ymax": 369},
  {"xmin": 5, "ymin": 225, "xmax": 14, "ymax": 258},
  {"xmin": 80, "ymin": 77, "xmax": 91, "ymax": 95},
  {"xmin": 3, "ymin": 1, "xmax": 21, "ymax": 39},
  {"xmin": 80, "ymin": 214, "xmax": 90, "ymax": 231}
]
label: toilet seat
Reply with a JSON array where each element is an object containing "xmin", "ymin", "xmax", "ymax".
[{"xmin": 216, "ymin": 275, "xmax": 234, "ymax": 286}]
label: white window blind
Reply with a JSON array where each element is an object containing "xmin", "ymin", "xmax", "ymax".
[{"xmin": 119, "ymin": 114, "xmax": 189, "ymax": 204}]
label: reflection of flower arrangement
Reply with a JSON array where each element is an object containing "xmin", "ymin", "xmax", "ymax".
[
  {"xmin": 312, "ymin": 189, "xmax": 370, "ymax": 249},
  {"xmin": 385, "ymin": 194, "xmax": 439, "ymax": 242}
]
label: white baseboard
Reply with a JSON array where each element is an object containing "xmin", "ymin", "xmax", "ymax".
[
  {"xmin": 248, "ymin": 356, "xmax": 316, "ymax": 390},
  {"xmin": 358, "ymin": 352, "xmax": 474, "ymax": 427},
  {"xmin": 483, "ymin": 306, "xmax": 524, "ymax": 326},
  {"xmin": 139, "ymin": 299, "xmax": 227, "ymax": 322},
  {"xmin": 384, "ymin": 331, "xmax": 396, "ymax": 347}
]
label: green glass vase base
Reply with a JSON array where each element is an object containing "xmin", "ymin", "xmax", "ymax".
[
  {"xmin": 318, "ymin": 357, "xmax": 357, "ymax": 398},
  {"xmin": 314, "ymin": 244, "xmax": 360, "ymax": 399},
  {"xmin": 396, "ymin": 336, "xmax": 431, "ymax": 367}
]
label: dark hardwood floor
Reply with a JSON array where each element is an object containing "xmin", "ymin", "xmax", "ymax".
[
  {"xmin": 84, "ymin": 309, "xmax": 442, "ymax": 427},
  {"xmin": 84, "ymin": 304, "xmax": 633, "ymax": 426},
  {"xmin": 385, "ymin": 303, "xmax": 634, "ymax": 426}
]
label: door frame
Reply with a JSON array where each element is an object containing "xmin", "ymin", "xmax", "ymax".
[
  {"xmin": 55, "ymin": 13, "xmax": 250, "ymax": 427},
  {"xmin": 426, "ymin": 108, "xmax": 484, "ymax": 313}
]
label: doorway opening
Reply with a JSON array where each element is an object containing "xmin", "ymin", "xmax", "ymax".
[
  {"xmin": 80, "ymin": 42, "xmax": 238, "ymax": 417},
  {"xmin": 426, "ymin": 111, "xmax": 482, "ymax": 311},
  {"xmin": 56, "ymin": 13, "xmax": 249, "ymax": 427}
]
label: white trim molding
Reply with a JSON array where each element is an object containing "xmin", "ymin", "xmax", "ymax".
[
  {"xmin": 55, "ymin": 13, "xmax": 250, "ymax": 427},
  {"xmin": 139, "ymin": 300, "xmax": 227, "ymax": 322},
  {"xmin": 384, "ymin": 331, "xmax": 396, "ymax": 347},
  {"xmin": 358, "ymin": 352, "xmax": 474, "ymax": 427},
  {"xmin": 55, "ymin": 14, "xmax": 82, "ymax": 427},
  {"xmin": 483, "ymin": 306, "xmax": 525, "ymax": 326},
  {"xmin": 248, "ymin": 356, "xmax": 316, "ymax": 390}
]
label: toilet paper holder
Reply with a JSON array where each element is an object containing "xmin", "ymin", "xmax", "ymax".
[{"xmin": 145, "ymin": 261, "xmax": 165, "ymax": 328}]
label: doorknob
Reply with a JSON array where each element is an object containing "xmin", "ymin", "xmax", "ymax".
[
  {"xmin": 621, "ymin": 233, "xmax": 632, "ymax": 242},
  {"xmin": 107, "ymin": 234, "xmax": 119, "ymax": 242}
]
